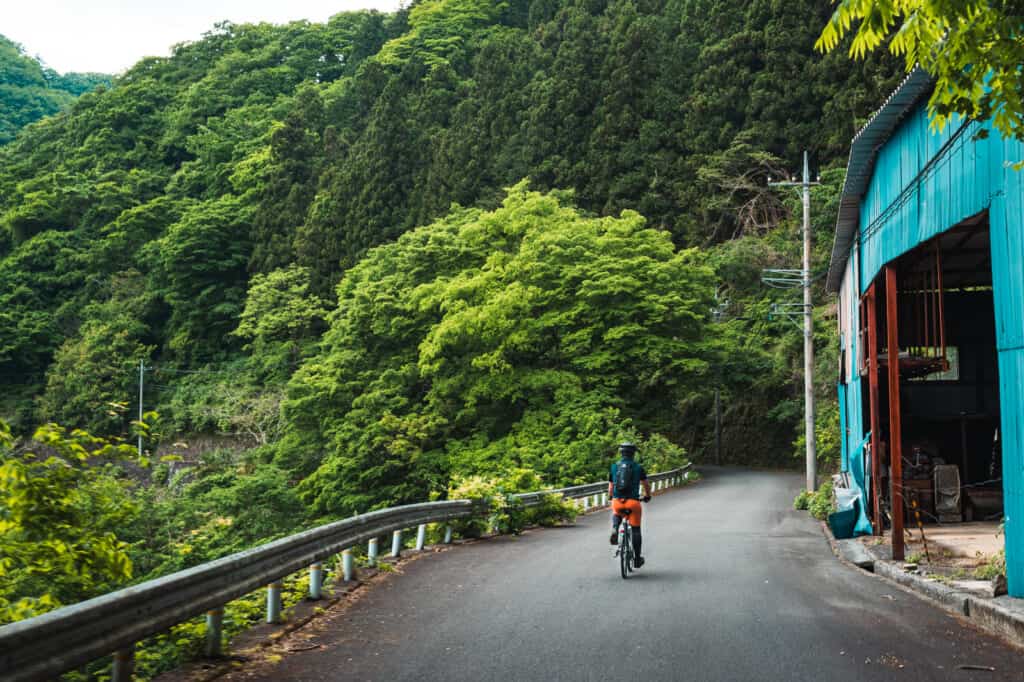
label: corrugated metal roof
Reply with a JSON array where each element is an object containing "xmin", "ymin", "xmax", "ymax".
[{"xmin": 824, "ymin": 67, "xmax": 935, "ymax": 293}]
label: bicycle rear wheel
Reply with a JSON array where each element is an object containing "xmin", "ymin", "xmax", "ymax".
[{"xmin": 619, "ymin": 528, "xmax": 631, "ymax": 579}]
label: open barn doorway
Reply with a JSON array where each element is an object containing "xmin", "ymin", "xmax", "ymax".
[{"xmin": 862, "ymin": 210, "xmax": 1003, "ymax": 563}]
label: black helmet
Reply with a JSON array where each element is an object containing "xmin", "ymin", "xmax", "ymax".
[{"xmin": 618, "ymin": 442, "xmax": 637, "ymax": 457}]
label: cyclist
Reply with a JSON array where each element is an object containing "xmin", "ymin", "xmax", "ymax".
[{"xmin": 608, "ymin": 442, "xmax": 652, "ymax": 568}]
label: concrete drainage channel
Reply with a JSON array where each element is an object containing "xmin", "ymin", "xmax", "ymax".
[{"xmin": 823, "ymin": 525, "xmax": 1024, "ymax": 649}]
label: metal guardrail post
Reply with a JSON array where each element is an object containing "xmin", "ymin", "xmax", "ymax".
[
  {"xmin": 342, "ymin": 549, "xmax": 355, "ymax": 581},
  {"xmin": 368, "ymin": 538, "xmax": 379, "ymax": 566},
  {"xmin": 111, "ymin": 645, "xmax": 134, "ymax": 682},
  {"xmin": 582, "ymin": 496, "xmax": 590, "ymax": 511},
  {"xmin": 416, "ymin": 524, "xmax": 427, "ymax": 551},
  {"xmin": 205, "ymin": 608, "xmax": 223, "ymax": 658},
  {"xmin": 444, "ymin": 525, "xmax": 453, "ymax": 544},
  {"xmin": 309, "ymin": 563, "xmax": 323, "ymax": 600},
  {"xmin": 266, "ymin": 582, "xmax": 282, "ymax": 624},
  {"xmin": 391, "ymin": 530, "xmax": 402, "ymax": 558}
]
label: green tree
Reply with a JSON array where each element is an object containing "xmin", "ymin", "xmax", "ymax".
[
  {"xmin": 816, "ymin": 0, "xmax": 1024, "ymax": 138},
  {"xmin": 234, "ymin": 265, "xmax": 326, "ymax": 357},
  {"xmin": 146, "ymin": 196, "xmax": 252, "ymax": 361},
  {"xmin": 282, "ymin": 183, "xmax": 714, "ymax": 515},
  {"xmin": 39, "ymin": 272, "xmax": 155, "ymax": 433},
  {"xmin": 0, "ymin": 420, "xmax": 141, "ymax": 623}
]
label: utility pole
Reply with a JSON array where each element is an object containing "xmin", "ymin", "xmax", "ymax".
[
  {"xmin": 800, "ymin": 152, "xmax": 816, "ymax": 494},
  {"xmin": 714, "ymin": 388, "xmax": 721, "ymax": 465},
  {"xmin": 138, "ymin": 360, "xmax": 145, "ymax": 456},
  {"xmin": 766, "ymin": 151, "xmax": 818, "ymax": 492},
  {"xmin": 711, "ymin": 288, "xmax": 728, "ymax": 467}
]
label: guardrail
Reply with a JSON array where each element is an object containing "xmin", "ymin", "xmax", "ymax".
[{"xmin": 0, "ymin": 464, "xmax": 692, "ymax": 682}]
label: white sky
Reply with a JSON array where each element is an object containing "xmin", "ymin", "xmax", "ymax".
[{"xmin": 4, "ymin": 0, "xmax": 403, "ymax": 75}]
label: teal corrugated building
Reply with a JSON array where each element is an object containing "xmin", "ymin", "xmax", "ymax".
[{"xmin": 828, "ymin": 69, "xmax": 1024, "ymax": 596}]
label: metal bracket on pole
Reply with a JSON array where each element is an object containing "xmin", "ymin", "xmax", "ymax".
[
  {"xmin": 768, "ymin": 302, "xmax": 810, "ymax": 330},
  {"xmin": 761, "ymin": 268, "xmax": 808, "ymax": 289}
]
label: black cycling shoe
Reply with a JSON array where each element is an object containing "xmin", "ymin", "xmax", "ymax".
[
  {"xmin": 634, "ymin": 556, "xmax": 645, "ymax": 568},
  {"xmin": 609, "ymin": 532, "xmax": 618, "ymax": 545}
]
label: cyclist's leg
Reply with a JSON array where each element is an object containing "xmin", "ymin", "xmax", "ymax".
[
  {"xmin": 612, "ymin": 499, "xmax": 633, "ymax": 528},
  {"xmin": 610, "ymin": 499, "xmax": 626, "ymax": 544},
  {"xmin": 625, "ymin": 499, "xmax": 643, "ymax": 560}
]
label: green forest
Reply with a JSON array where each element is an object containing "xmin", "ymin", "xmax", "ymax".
[
  {"xmin": 0, "ymin": 34, "xmax": 110, "ymax": 145},
  {"xmin": 0, "ymin": 0, "xmax": 905, "ymax": 671}
]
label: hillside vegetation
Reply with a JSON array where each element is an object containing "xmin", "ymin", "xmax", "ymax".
[
  {"xmin": 0, "ymin": 0, "xmax": 900, "ymax": 659},
  {"xmin": 0, "ymin": 34, "xmax": 110, "ymax": 144}
]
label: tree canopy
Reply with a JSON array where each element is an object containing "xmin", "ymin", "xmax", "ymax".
[
  {"xmin": 0, "ymin": 34, "xmax": 110, "ymax": 145},
  {"xmin": 816, "ymin": 0, "xmax": 1024, "ymax": 139},
  {"xmin": 281, "ymin": 183, "xmax": 715, "ymax": 514}
]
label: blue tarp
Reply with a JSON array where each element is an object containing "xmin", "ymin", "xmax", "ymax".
[
  {"xmin": 847, "ymin": 431, "xmax": 873, "ymax": 536},
  {"xmin": 838, "ymin": 382, "xmax": 849, "ymax": 473}
]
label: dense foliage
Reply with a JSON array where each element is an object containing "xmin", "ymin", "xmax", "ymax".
[
  {"xmin": 282, "ymin": 184, "xmax": 713, "ymax": 514},
  {"xmin": 0, "ymin": 1, "xmax": 902, "ymax": 668},
  {"xmin": 0, "ymin": 420, "xmax": 140, "ymax": 622},
  {"xmin": 817, "ymin": 0, "xmax": 1024, "ymax": 140},
  {"xmin": 0, "ymin": 34, "xmax": 110, "ymax": 145}
]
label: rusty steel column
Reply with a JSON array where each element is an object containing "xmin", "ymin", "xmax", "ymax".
[
  {"xmin": 885, "ymin": 265, "xmax": 905, "ymax": 561},
  {"xmin": 865, "ymin": 283, "xmax": 883, "ymax": 535}
]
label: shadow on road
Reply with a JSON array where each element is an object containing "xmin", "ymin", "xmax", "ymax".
[{"xmin": 607, "ymin": 569, "xmax": 687, "ymax": 583}]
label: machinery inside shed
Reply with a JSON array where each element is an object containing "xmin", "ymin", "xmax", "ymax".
[{"xmin": 860, "ymin": 210, "xmax": 1003, "ymax": 538}]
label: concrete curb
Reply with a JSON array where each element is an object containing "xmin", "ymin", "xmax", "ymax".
[
  {"xmin": 872, "ymin": 560, "xmax": 969, "ymax": 616},
  {"xmin": 818, "ymin": 522, "xmax": 1024, "ymax": 650},
  {"xmin": 967, "ymin": 597, "xmax": 1024, "ymax": 647}
]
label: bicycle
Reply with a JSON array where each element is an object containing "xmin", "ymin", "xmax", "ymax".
[
  {"xmin": 614, "ymin": 507, "xmax": 637, "ymax": 579},
  {"xmin": 613, "ymin": 496, "xmax": 650, "ymax": 579}
]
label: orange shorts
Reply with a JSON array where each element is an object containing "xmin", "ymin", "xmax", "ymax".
[{"xmin": 612, "ymin": 498, "xmax": 642, "ymax": 527}]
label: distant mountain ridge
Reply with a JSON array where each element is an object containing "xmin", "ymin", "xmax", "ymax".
[{"xmin": 0, "ymin": 33, "xmax": 111, "ymax": 144}]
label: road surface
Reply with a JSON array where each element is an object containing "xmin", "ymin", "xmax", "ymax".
[{"xmin": 224, "ymin": 468, "xmax": 1024, "ymax": 681}]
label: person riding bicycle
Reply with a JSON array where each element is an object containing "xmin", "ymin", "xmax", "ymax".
[{"xmin": 609, "ymin": 442, "xmax": 652, "ymax": 568}]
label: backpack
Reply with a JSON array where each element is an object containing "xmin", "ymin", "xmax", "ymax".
[{"xmin": 613, "ymin": 460, "xmax": 633, "ymax": 497}]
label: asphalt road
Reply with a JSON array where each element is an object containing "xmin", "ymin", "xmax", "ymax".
[{"xmin": 225, "ymin": 468, "xmax": 1024, "ymax": 681}]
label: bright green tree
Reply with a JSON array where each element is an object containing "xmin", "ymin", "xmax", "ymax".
[
  {"xmin": 282, "ymin": 183, "xmax": 713, "ymax": 515},
  {"xmin": 0, "ymin": 420, "xmax": 142, "ymax": 623},
  {"xmin": 816, "ymin": 1, "xmax": 1024, "ymax": 138},
  {"xmin": 233, "ymin": 264, "xmax": 327, "ymax": 374}
]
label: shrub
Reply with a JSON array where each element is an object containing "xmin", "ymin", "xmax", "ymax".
[
  {"xmin": 807, "ymin": 480, "xmax": 834, "ymax": 520},
  {"xmin": 448, "ymin": 468, "xmax": 578, "ymax": 537},
  {"xmin": 793, "ymin": 489, "xmax": 810, "ymax": 510},
  {"xmin": 974, "ymin": 550, "xmax": 1006, "ymax": 580}
]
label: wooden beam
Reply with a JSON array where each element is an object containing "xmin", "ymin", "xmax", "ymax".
[
  {"xmin": 885, "ymin": 265, "xmax": 905, "ymax": 561},
  {"xmin": 936, "ymin": 244, "xmax": 947, "ymax": 366},
  {"xmin": 865, "ymin": 283, "xmax": 883, "ymax": 535}
]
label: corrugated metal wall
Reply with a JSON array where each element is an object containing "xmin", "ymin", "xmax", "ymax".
[{"xmin": 846, "ymin": 101, "xmax": 1024, "ymax": 595}]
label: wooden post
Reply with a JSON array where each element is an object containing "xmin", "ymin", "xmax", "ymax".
[
  {"xmin": 936, "ymin": 244, "xmax": 947, "ymax": 364},
  {"xmin": 885, "ymin": 265, "xmax": 905, "ymax": 561},
  {"xmin": 865, "ymin": 283, "xmax": 883, "ymax": 535}
]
